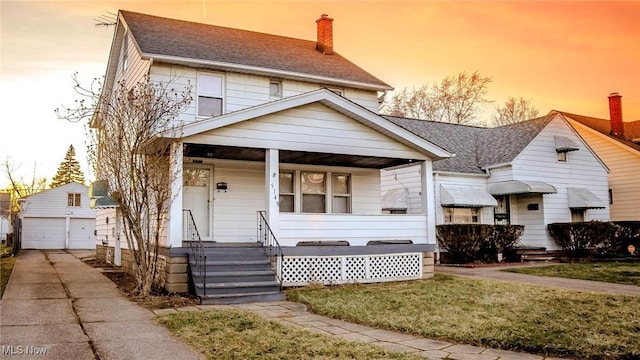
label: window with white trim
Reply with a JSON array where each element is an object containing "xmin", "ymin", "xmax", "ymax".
[
  {"xmin": 197, "ymin": 73, "xmax": 223, "ymax": 117},
  {"xmin": 121, "ymin": 33, "xmax": 128, "ymax": 72},
  {"xmin": 280, "ymin": 171, "xmax": 352, "ymax": 214},
  {"xmin": 279, "ymin": 172, "xmax": 294, "ymax": 213},
  {"xmin": 67, "ymin": 193, "xmax": 81, "ymax": 207},
  {"xmin": 269, "ymin": 80, "xmax": 282, "ymax": 98},
  {"xmin": 444, "ymin": 207, "xmax": 480, "ymax": 224},
  {"xmin": 302, "ymin": 172, "xmax": 326, "ymax": 213},
  {"xmin": 557, "ymin": 151, "xmax": 567, "ymax": 162},
  {"xmin": 332, "ymin": 174, "xmax": 351, "ymax": 213}
]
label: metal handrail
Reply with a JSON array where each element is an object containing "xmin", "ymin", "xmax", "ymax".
[
  {"xmin": 183, "ymin": 209, "xmax": 206, "ymax": 296},
  {"xmin": 257, "ymin": 211, "xmax": 283, "ymax": 287}
]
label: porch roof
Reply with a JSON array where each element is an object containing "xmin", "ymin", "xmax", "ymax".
[
  {"xmin": 183, "ymin": 144, "xmax": 419, "ymax": 169},
  {"xmin": 440, "ymin": 185, "xmax": 498, "ymax": 208},
  {"xmin": 568, "ymin": 187, "xmax": 606, "ymax": 209},
  {"xmin": 171, "ymin": 89, "xmax": 452, "ymax": 161},
  {"xmin": 488, "ymin": 180, "xmax": 557, "ymax": 195}
]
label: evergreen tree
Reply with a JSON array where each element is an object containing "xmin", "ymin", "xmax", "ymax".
[{"xmin": 50, "ymin": 145, "xmax": 85, "ymax": 187}]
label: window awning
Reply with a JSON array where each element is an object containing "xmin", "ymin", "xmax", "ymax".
[
  {"xmin": 88, "ymin": 180, "xmax": 118, "ymax": 209},
  {"xmin": 568, "ymin": 187, "xmax": 606, "ymax": 209},
  {"xmin": 440, "ymin": 185, "xmax": 498, "ymax": 208},
  {"xmin": 555, "ymin": 135, "xmax": 579, "ymax": 152},
  {"xmin": 382, "ymin": 189, "xmax": 408, "ymax": 210},
  {"xmin": 488, "ymin": 180, "xmax": 557, "ymax": 195}
]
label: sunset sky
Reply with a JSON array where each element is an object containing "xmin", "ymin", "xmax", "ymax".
[{"xmin": 1, "ymin": 0, "xmax": 639, "ymax": 187}]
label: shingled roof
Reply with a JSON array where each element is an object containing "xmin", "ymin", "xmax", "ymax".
[
  {"xmin": 385, "ymin": 114, "xmax": 556, "ymax": 174},
  {"xmin": 557, "ymin": 111, "xmax": 640, "ymax": 151},
  {"xmin": 119, "ymin": 11, "xmax": 392, "ymax": 91}
]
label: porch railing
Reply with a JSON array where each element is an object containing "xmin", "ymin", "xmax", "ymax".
[
  {"xmin": 183, "ymin": 209, "xmax": 206, "ymax": 296},
  {"xmin": 257, "ymin": 211, "xmax": 283, "ymax": 287}
]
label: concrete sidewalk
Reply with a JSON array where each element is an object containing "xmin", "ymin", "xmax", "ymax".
[
  {"xmin": 1, "ymin": 250, "xmax": 202, "ymax": 360},
  {"xmin": 437, "ymin": 263, "xmax": 640, "ymax": 297},
  {"xmin": 155, "ymin": 302, "xmax": 565, "ymax": 360}
]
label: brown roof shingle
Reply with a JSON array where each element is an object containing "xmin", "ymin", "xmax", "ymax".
[
  {"xmin": 120, "ymin": 11, "xmax": 392, "ymax": 90},
  {"xmin": 557, "ymin": 111, "xmax": 640, "ymax": 152}
]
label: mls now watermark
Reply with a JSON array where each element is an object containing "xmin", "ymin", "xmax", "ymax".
[{"xmin": 2, "ymin": 345, "xmax": 48, "ymax": 356}]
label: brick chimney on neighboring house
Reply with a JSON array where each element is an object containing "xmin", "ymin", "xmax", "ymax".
[
  {"xmin": 608, "ymin": 92, "xmax": 624, "ymax": 138},
  {"xmin": 316, "ymin": 14, "xmax": 334, "ymax": 55}
]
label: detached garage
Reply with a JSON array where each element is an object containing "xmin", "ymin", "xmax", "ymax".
[{"xmin": 20, "ymin": 182, "xmax": 96, "ymax": 249}]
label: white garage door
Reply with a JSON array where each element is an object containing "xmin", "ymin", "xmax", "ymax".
[
  {"xmin": 69, "ymin": 218, "xmax": 95, "ymax": 249},
  {"xmin": 22, "ymin": 217, "xmax": 65, "ymax": 249}
]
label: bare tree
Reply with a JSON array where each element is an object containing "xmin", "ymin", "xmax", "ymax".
[
  {"xmin": 382, "ymin": 71, "xmax": 492, "ymax": 125},
  {"xmin": 56, "ymin": 74, "xmax": 192, "ymax": 296},
  {"xmin": 2, "ymin": 159, "xmax": 47, "ymax": 213},
  {"xmin": 492, "ymin": 97, "xmax": 539, "ymax": 127}
]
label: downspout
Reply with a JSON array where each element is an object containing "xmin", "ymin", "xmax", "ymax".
[{"xmin": 434, "ymin": 173, "xmax": 440, "ymax": 264}]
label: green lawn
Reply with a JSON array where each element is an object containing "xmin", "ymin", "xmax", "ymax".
[
  {"xmin": 287, "ymin": 275, "xmax": 640, "ymax": 360},
  {"xmin": 1, "ymin": 245, "xmax": 15, "ymax": 298},
  {"xmin": 158, "ymin": 309, "xmax": 421, "ymax": 360},
  {"xmin": 503, "ymin": 262, "xmax": 640, "ymax": 286}
]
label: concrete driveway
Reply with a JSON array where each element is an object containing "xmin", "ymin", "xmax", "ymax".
[{"xmin": 0, "ymin": 250, "xmax": 202, "ymax": 360}]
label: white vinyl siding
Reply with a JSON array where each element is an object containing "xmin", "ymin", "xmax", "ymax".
[
  {"xmin": 20, "ymin": 183, "xmax": 95, "ymax": 218},
  {"xmin": 568, "ymin": 119, "xmax": 640, "ymax": 221},
  {"xmin": 114, "ymin": 31, "xmax": 150, "ymax": 87},
  {"xmin": 185, "ymin": 102, "xmax": 427, "ymax": 160},
  {"xmin": 149, "ymin": 63, "xmax": 381, "ymax": 126}
]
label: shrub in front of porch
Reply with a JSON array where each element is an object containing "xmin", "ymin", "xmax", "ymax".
[
  {"xmin": 604, "ymin": 221, "xmax": 640, "ymax": 257},
  {"xmin": 548, "ymin": 221, "xmax": 617, "ymax": 259},
  {"xmin": 436, "ymin": 224, "xmax": 523, "ymax": 264}
]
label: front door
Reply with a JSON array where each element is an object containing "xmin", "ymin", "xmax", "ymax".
[
  {"xmin": 183, "ymin": 166, "xmax": 212, "ymax": 239},
  {"xmin": 494, "ymin": 195, "xmax": 511, "ymax": 225}
]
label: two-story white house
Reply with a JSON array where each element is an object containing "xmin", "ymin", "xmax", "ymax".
[
  {"xmin": 93, "ymin": 11, "xmax": 451, "ymax": 298},
  {"xmin": 382, "ymin": 112, "xmax": 611, "ymax": 252}
]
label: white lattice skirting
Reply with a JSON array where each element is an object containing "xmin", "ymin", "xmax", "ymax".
[{"xmin": 279, "ymin": 252, "xmax": 423, "ymax": 286}]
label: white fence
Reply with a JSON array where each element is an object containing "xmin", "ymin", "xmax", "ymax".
[{"xmin": 280, "ymin": 252, "xmax": 423, "ymax": 286}]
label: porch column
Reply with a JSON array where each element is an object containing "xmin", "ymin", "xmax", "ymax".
[
  {"xmin": 168, "ymin": 142, "xmax": 184, "ymax": 248},
  {"xmin": 421, "ymin": 160, "xmax": 436, "ymax": 244},
  {"xmin": 265, "ymin": 149, "xmax": 280, "ymax": 238}
]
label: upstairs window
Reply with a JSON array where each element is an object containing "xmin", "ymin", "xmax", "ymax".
[
  {"xmin": 121, "ymin": 33, "xmax": 128, "ymax": 72},
  {"xmin": 197, "ymin": 73, "xmax": 223, "ymax": 117},
  {"xmin": 557, "ymin": 151, "xmax": 567, "ymax": 162},
  {"xmin": 269, "ymin": 80, "xmax": 282, "ymax": 98},
  {"xmin": 67, "ymin": 193, "xmax": 81, "ymax": 207}
]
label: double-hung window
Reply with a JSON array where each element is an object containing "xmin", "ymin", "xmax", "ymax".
[
  {"xmin": 197, "ymin": 73, "xmax": 223, "ymax": 117},
  {"xmin": 332, "ymin": 174, "xmax": 351, "ymax": 213},
  {"xmin": 279, "ymin": 172, "xmax": 295, "ymax": 213},
  {"xmin": 67, "ymin": 193, "xmax": 81, "ymax": 207},
  {"xmin": 301, "ymin": 172, "xmax": 326, "ymax": 213}
]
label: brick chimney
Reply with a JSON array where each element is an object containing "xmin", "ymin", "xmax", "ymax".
[
  {"xmin": 316, "ymin": 14, "xmax": 334, "ymax": 55},
  {"xmin": 608, "ymin": 92, "xmax": 624, "ymax": 138}
]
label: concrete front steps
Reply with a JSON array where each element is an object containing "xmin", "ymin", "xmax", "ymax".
[
  {"xmin": 517, "ymin": 246, "xmax": 560, "ymax": 262},
  {"xmin": 187, "ymin": 243, "xmax": 285, "ymax": 305}
]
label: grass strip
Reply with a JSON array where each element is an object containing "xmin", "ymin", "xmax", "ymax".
[
  {"xmin": 504, "ymin": 262, "xmax": 640, "ymax": 286},
  {"xmin": 287, "ymin": 274, "xmax": 640, "ymax": 360},
  {"xmin": 0, "ymin": 246, "xmax": 15, "ymax": 298},
  {"xmin": 158, "ymin": 309, "xmax": 421, "ymax": 360}
]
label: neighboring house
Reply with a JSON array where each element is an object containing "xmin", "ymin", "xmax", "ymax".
[
  {"xmin": 381, "ymin": 112, "xmax": 610, "ymax": 251},
  {"xmin": 93, "ymin": 11, "xmax": 452, "ymax": 293},
  {"xmin": 1, "ymin": 192, "xmax": 11, "ymax": 243},
  {"xmin": 19, "ymin": 182, "xmax": 96, "ymax": 249},
  {"xmin": 559, "ymin": 93, "xmax": 640, "ymax": 221}
]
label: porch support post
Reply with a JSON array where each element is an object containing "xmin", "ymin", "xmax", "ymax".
[
  {"xmin": 421, "ymin": 160, "xmax": 436, "ymax": 244},
  {"xmin": 265, "ymin": 149, "xmax": 280, "ymax": 238},
  {"xmin": 168, "ymin": 142, "xmax": 184, "ymax": 248}
]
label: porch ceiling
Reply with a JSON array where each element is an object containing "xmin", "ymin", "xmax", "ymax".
[{"xmin": 183, "ymin": 143, "xmax": 417, "ymax": 169}]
